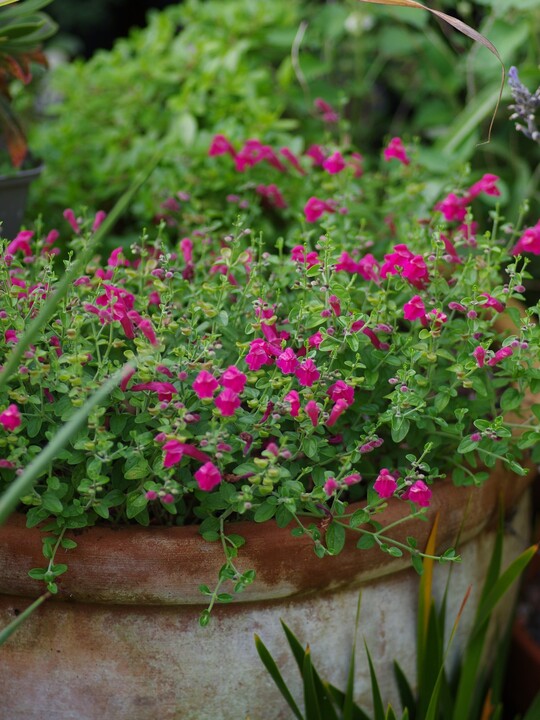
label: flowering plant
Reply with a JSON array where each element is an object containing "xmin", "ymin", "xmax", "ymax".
[{"xmin": 1, "ymin": 127, "xmax": 540, "ymax": 622}]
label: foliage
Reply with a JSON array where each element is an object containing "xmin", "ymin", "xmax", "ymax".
[
  {"xmin": 255, "ymin": 517, "xmax": 539, "ymax": 720},
  {"xmin": 1, "ymin": 125, "xmax": 540, "ymax": 617},
  {"xmin": 0, "ymin": 0, "xmax": 56, "ymax": 168},
  {"xmin": 26, "ymin": 0, "xmax": 539, "ymax": 234}
]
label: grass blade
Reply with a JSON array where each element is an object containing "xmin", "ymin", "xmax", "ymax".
[
  {"xmin": 303, "ymin": 646, "xmax": 323, "ymax": 720},
  {"xmin": 392, "ymin": 661, "xmax": 415, "ymax": 720},
  {"xmin": 254, "ymin": 634, "xmax": 304, "ymax": 720},
  {"xmin": 364, "ymin": 641, "xmax": 386, "ymax": 720},
  {"xmin": 0, "ymin": 591, "xmax": 50, "ymax": 646}
]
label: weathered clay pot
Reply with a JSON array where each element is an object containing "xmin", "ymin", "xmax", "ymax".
[
  {"xmin": 0, "ymin": 466, "xmax": 532, "ymax": 720},
  {"xmin": 0, "ymin": 163, "xmax": 43, "ymax": 239}
]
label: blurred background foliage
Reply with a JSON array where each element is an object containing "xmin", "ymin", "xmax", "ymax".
[{"xmin": 23, "ymin": 0, "xmax": 540, "ymax": 237}]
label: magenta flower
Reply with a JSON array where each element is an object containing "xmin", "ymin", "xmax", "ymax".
[
  {"xmin": 479, "ymin": 293, "xmax": 505, "ymax": 313},
  {"xmin": 280, "ymin": 147, "xmax": 306, "ymax": 175},
  {"xmin": 329, "ymin": 295, "xmax": 341, "ymax": 317},
  {"xmin": 295, "ymin": 359, "xmax": 321, "ymax": 387},
  {"xmin": 323, "ymin": 477, "xmax": 339, "ymax": 495},
  {"xmin": 309, "ymin": 331, "xmax": 323, "ymax": 349},
  {"xmin": 327, "ymin": 380, "xmax": 355, "ymax": 407},
  {"xmin": 314, "ymin": 97, "xmax": 339, "ymax": 123},
  {"xmin": 435, "ymin": 193, "xmax": 468, "ymax": 223},
  {"xmin": 305, "ymin": 400, "xmax": 320, "ymax": 427},
  {"xmin": 403, "ymin": 295, "xmax": 427, "ymax": 324},
  {"xmin": 256, "ymin": 183, "xmax": 287, "ymax": 210},
  {"xmin": 220, "ymin": 366, "xmax": 247, "ymax": 394},
  {"xmin": 403, "ymin": 480, "xmax": 432, "ymax": 507},
  {"xmin": 245, "ymin": 339, "xmax": 274, "ymax": 371},
  {"xmin": 373, "ymin": 469, "xmax": 397, "ymax": 499},
  {"xmin": 192, "ymin": 370, "xmax": 219, "ymax": 399},
  {"xmin": 283, "ymin": 390, "xmax": 300, "ymax": 417},
  {"xmin": 131, "ymin": 381, "xmax": 177, "ymax": 402},
  {"xmin": 323, "ymin": 151, "xmax": 346, "ymax": 175},
  {"xmin": 145, "ymin": 490, "xmax": 158, "ymax": 501},
  {"xmin": 63, "ymin": 208, "xmax": 80, "ymax": 234},
  {"xmin": 0, "ymin": 404, "xmax": 21, "ymax": 431},
  {"xmin": 194, "ymin": 462, "xmax": 222, "ymax": 491},
  {"xmin": 343, "ymin": 473, "xmax": 362, "ymax": 486},
  {"xmin": 305, "ymin": 144, "xmax": 326, "ymax": 166},
  {"xmin": 208, "ymin": 134, "xmax": 236, "ymax": 157},
  {"xmin": 138, "ymin": 319, "xmax": 159, "ymax": 346},
  {"xmin": 473, "ymin": 346, "xmax": 486, "ymax": 368},
  {"xmin": 512, "ymin": 220, "xmax": 540, "ymax": 256},
  {"xmin": 383, "ymin": 137, "xmax": 410, "ymax": 166},
  {"xmin": 162, "ymin": 439, "xmax": 212, "ymax": 468},
  {"xmin": 180, "ymin": 237, "xmax": 193, "ymax": 265},
  {"xmin": 467, "ymin": 173, "xmax": 500, "ymax": 200},
  {"xmin": 304, "ymin": 197, "xmax": 336, "ymax": 223},
  {"xmin": 487, "ymin": 346, "xmax": 513, "ymax": 367},
  {"xmin": 214, "ymin": 388, "xmax": 241, "ymax": 416},
  {"xmin": 441, "ymin": 235, "xmax": 461, "ymax": 264},
  {"xmin": 5, "ymin": 230, "xmax": 34, "ymax": 259},
  {"xmin": 291, "ymin": 245, "xmax": 320, "ymax": 267},
  {"xmin": 327, "ymin": 398, "xmax": 349, "ymax": 427},
  {"xmin": 276, "ymin": 348, "xmax": 298, "ymax": 375}
]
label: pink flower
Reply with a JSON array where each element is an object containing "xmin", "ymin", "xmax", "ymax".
[
  {"xmin": 295, "ymin": 359, "xmax": 321, "ymax": 387},
  {"xmin": 327, "ymin": 398, "xmax": 349, "ymax": 427},
  {"xmin": 180, "ymin": 237, "xmax": 193, "ymax": 265},
  {"xmin": 291, "ymin": 245, "xmax": 320, "ymax": 267},
  {"xmin": 92, "ymin": 210, "xmax": 107, "ymax": 232},
  {"xmin": 427, "ymin": 309, "xmax": 448, "ymax": 329},
  {"xmin": 323, "ymin": 151, "xmax": 346, "ymax": 175},
  {"xmin": 209, "ymin": 134, "xmax": 236, "ymax": 157},
  {"xmin": 357, "ymin": 254, "xmax": 380, "ymax": 283},
  {"xmin": 401, "ymin": 255, "xmax": 429, "ymax": 289},
  {"xmin": 192, "ymin": 370, "xmax": 219, "ymax": 399},
  {"xmin": 479, "ymin": 293, "xmax": 505, "ymax": 313},
  {"xmin": 145, "ymin": 490, "xmax": 158, "ymax": 501},
  {"xmin": 220, "ymin": 366, "xmax": 247, "ymax": 394},
  {"xmin": 234, "ymin": 139, "xmax": 286, "ymax": 172},
  {"xmin": 435, "ymin": 193, "xmax": 467, "ymax": 223},
  {"xmin": 6, "ymin": 230, "xmax": 34, "ymax": 259},
  {"xmin": 383, "ymin": 137, "xmax": 410, "ymax": 166},
  {"xmin": 0, "ymin": 404, "xmax": 21, "ymax": 431},
  {"xmin": 120, "ymin": 367, "xmax": 136, "ymax": 392},
  {"xmin": 343, "ymin": 473, "xmax": 362, "ymax": 486},
  {"xmin": 63, "ymin": 208, "xmax": 80, "ymax": 234},
  {"xmin": 467, "ymin": 173, "xmax": 500, "ymax": 200},
  {"xmin": 256, "ymin": 183, "xmax": 287, "ymax": 209},
  {"xmin": 403, "ymin": 480, "xmax": 432, "ymax": 507},
  {"xmin": 131, "ymin": 381, "xmax": 177, "ymax": 402},
  {"xmin": 304, "ymin": 197, "xmax": 335, "ymax": 223},
  {"xmin": 5, "ymin": 329, "xmax": 18, "ymax": 344},
  {"xmin": 305, "ymin": 144, "xmax": 326, "ymax": 166},
  {"xmin": 373, "ymin": 469, "xmax": 397, "ymax": 499},
  {"xmin": 138, "ymin": 318, "xmax": 159, "ymax": 346},
  {"xmin": 276, "ymin": 348, "xmax": 298, "ymax": 375},
  {"xmin": 512, "ymin": 220, "xmax": 540, "ymax": 256},
  {"xmin": 441, "ymin": 235, "xmax": 461, "ymax": 264},
  {"xmin": 305, "ymin": 400, "xmax": 320, "ymax": 427},
  {"xmin": 314, "ymin": 98, "xmax": 339, "ymax": 123},
  {"xmin": 403, "ymin": 295, "xmax": 427, "ymax": 324},
  {"xmin": 194, "ymin": 462, "xmax": 222, "ymax": 491},
  {"xmin": 323, "ymin": 477, "xmax": 339, "ymax": 495},
  {"xmin": 162, "ymin": 439, "xmax": 211, "ymax": 468},
  {"xmin": 214, "ymin": 388, "xmax": 241, "ymax": 416},
  {"xmin": 309, "ymin": 331, "xmax": 323, "ymax": 349},
  {"xmin": 327, "ymin": 380, "xmax": 355, "ymax": 407},
  {"xmin": 280, "ymin": 147, "xmax": 306, "ymax": 175},
  {"xmin": 487, "ymin": 346, "xmax": 513, "ymax": 367},
  {"xmin": 245, "ymin": 339, "xmax": 274, "ymax": 371},
  {"xmin": 328, "ymin": 295, "xmax": 341, "ymax": 317},
  {"xmin": 473, "ymin": 346, "xmax": 486, "ymax": 368},
  {"xmin": 284, "ymin": 390, "xmax": 300, "ymax": 417}
]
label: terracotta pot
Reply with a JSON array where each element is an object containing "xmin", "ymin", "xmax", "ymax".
[{"xmin": 0, "ymin": 466, "xmax": 533, "ymax": 720}]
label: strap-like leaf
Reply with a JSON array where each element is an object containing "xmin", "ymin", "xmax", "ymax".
[
  {"xmin": 364, "ymin": 640, "xmax": 386, "ymax": 720},
  {"xmin": 254, "ymin": 634, "xmax": 304, "ymax": 720},
  {"xmin": 303, "ymin": 646, "xmax": 323, "ymax": 720},
  {"xmin": 0, "ymin": 591, "xmax": 49, "ymax": 645}
]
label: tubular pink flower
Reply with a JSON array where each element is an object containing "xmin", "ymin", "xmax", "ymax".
[
  {"xmin": 6, "ymin": 231, "xmax": 34, "ymax": 258},
  {"xmin": 120, "ymin": 367, "xmax": 136, "ymax": 392},
  {"xmin": 180, "ymin": 237, "xmax": 193, "ymax": 265},
  {"xmin": 131, "ymin": 381, "xmax": 177, "ymax": 402},
  {"xmin": 220, "ymin": 366, "xmax": 247, "ymax": 394},
  {"xmin": 283, "ymin": 390, "xmax": 300, "ymax": 417},
  {"xmin": 466, "ymin": 173, "xmax": 500, "ymax": 200},
  {"xmin": 323, "ymin": 477, "xmax": 339, "ymax": 495},
  {"xmin": 373, "ymin": 469, "xmax": 397, "ymax": 499},
  {"xmin": 512, "ymin": 220, "xmax": 540, "ymax": 256},
  {"xmin": 291, "ymin": 245, "xmax": 320, "ymax": 267},
  {"xmin": 305, "ymin": 400, "xmax": 320, "ymax": 427},
  {"xmin": 383, "ymin": 137, "xmax": 410, "ymax": 165},
  {"xmin": 403, "ymin": 480, "xmax": 432, "ymax": 507},
  {"xmin": 435, "ymin": 193, "xmax": 467, "ymax": 223},
  {"xmin": 305, "ymin": 144, "xmax": 326, "ymax": 166},
  {"xmin": 276, "ymin": 348, "xmax": 298, "ymax": 375},
  {"xmin": 92, "ymin": 210, "xmax": 107, "ymax": 232},
  {"xmin": 256, "ymin": 183, "xmax": 287, "ymax": 209},
  {"xmin": 327, "ymin": 398, "xmax": 349, "ymax": 427},
  {"xmin": 280, "ymin": 147, "xmax": 306, "ymax": 175},
  {"xmin": 63, "ymin": 208, "xmax": 80, "ymax": 234},
  {"xmin": 192, "ymin": 371, "xmax": 219, "ymax": 399},
  {"xmin": 162, "ymin": 440, "xmax": 212, "ymax": 468},
  {"xmin": 0, "ymin": 404, "xmax": 21, "ymax": 431},
  {"xmin": 138, "ymin": 318, "xmax": 159, "ymax": 346},
  {"xmin": 245, "ymin": 339, "xmax": 274, "ymax": 371},
  {"xmin": 487, "ymin": 346, "xmax": 513, "ymax": 367},
  {"xmin": 314, "ymin": 98, "xmax": 339, "ymax": 123},
  {"xmin": 479, "ymin": 293, "xmax": 505, "ymax": 313},
  {"xmin": 295, "ymin": 359, "xmax": 320, "ymax": 387},
  {"xmin": 308, "ymin": 331, "xmax": 323, "ymax": 349},
  {"xmin": 441, "ymin": 235, "xmax": 461, "ymax": 264},
  {"xmin": 323, "ymin": 151, "xmax": 346, "ymax": 175},
  {"xmin": 304, "ymin": 197, "xmax": 335, "ymax": 223},
  {"xmin": 473, "ymin": 346, "xmax": 486, "ymax": 368},
  {"xmin": 329, "ymin": 295, "xmax": 341, "ymax": 317},
  {"xmin": 343, "ymin": 473, "xmax": 362, "ymax": 486},
  {"xmin": 357, "ymin": 254, "xmax": 380, "ymax": 283},
  {"xmin": 327, "ymin": 380, "xmax": 355, "ymax": 407},
  {"xmin": 214, "ymin": 388, "xmax": 241, "ymax": 417},
  {"xmin": 195, "ymin": 462, "xmax": 222, "ymax": 491}
]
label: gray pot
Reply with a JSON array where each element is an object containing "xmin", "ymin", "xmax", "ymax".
[{"xmin": 0, "ymin": 164, "xmax": 43, "ymax": 240}]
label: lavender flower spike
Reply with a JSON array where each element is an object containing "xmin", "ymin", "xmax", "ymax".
[{"xmin": 508, "ymin": 66, "xmax": 540, "ymax": 143}]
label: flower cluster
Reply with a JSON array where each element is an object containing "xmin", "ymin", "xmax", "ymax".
[{"xmin": 2, "ymin": 129, "xmax": 540, "ymax": 607}]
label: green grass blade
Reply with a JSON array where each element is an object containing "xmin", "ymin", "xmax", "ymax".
[
  {"xmin": 0, "ymin": 591, "xmax": 49, "ymax": 646},
  {"xmin": 0, "ymin": 362, "xmax": 137, "ymax": 525},
  {"xmin": 364, "ymin": 641, "xmax": 386, "ymax": 720},
  {"xmin": 303, "ymin": 646, "xmax": 323, "ymax": 720},
  {"xmin": 254, "ymin": 634, "xmax": 304, "ymax": 720},
  {"xmin": 0, "ymin": 153, "xmax": 159, "ymax": 393},
  {"xmin": 385, "ymin": 706, "xmax": 398, "ymax": 720},
  {"xmin": 522, "ymin": 691, "xmax": 540, "ymax": 720},
  {"xmin": 344, "ymin": 594, "xmax": 362, "ymax": 720},
  {"xmin": 392, "ymin": 661, "xmax": 415, "ymax": 719},
  {"xmin": 327, "ymin": 685, "xmax": 372, "ymax": 720},
  {"xmin": 282, "ymin": 620, "xmax": 307, "ymax": 672}
]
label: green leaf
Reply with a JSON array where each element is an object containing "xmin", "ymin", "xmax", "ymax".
[
  {"xmin": 365, "ymin": 641, "xmax": 385, "ymax": 720},
  {"xmin": 126, "ymin": 492, "xmax": 148, "ymax": 519},
  {"xmin": 254, "ymin": 501, "xmax": 277, "ymax": 523},
  {"xmin": 254, "ymin": 635, "xmax": 304, "ymax": 720},
  {"xmin": 303, "ymin": 437, "xmax": 319, "ymax": 460},
  {"xmin": 124, "ymin": 459, "xmax": 151, "ymax": 480},
  {"xmin": 326, "ymin": 522, "xmax": 346, "ymax": 556},
  {"xmin": 41, "ymin": 492, "xmax": 63, "ymax": 514},
  {"xmin": 303, "ymin": 646, "xmax": 323, "ymax": 720},
  {"xmin": 499, "ymin": 387, "xmax": 523, "ymax": 412},
  {"xmin": 391, "ymin": 417, "xmax": 410, "ymax": 443},
  {"xmin": 350, "ymin": 508, "xmax": 370, "ymax": 528},
  {"xmin": 0, "ymin": 592, "xmax": 50, "ymax": 647},
  {"xmin": 357, "ymin": 534, "xmax": 376, "ymax": 550}
]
